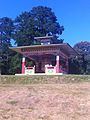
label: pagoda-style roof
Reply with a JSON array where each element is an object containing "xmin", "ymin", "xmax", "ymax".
[
  {"xmin": 34, "ymin": 36, "xmax": 53, "ymax": 40},
  {"xmin": 10, "ymin": 43, "xmax": 78, "ymax": 59},
  {"xmin": 34, "ymin": 35, "xmax": 54, "ymax": 45}
]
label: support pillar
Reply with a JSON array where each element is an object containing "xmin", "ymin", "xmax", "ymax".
[
  {"xmin": 56, "ymin": 56, "xmax": 60, "ymax": 73},
  {"xmin": 22, "ymin": 57, "xmax": 25, "ymax": 74}
]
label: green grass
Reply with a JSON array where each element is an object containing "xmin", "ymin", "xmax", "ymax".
[{"xmin": 0, "ymin": 75, "xmax": 90, "ymax": 84}]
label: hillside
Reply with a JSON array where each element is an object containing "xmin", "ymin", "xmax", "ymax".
[{"xmin": 0, "ymin": 75, "xmax": 90, "ymax": 84}]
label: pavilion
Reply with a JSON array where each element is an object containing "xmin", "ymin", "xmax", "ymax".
[{"xmin": 10, "ymin": 36, "xmax": 78, "ymax": 75}]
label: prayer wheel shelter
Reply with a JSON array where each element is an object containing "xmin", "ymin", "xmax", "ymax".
[{"xmin": 10, "ymin": 36, "xmax": 77, "ymax": 75}]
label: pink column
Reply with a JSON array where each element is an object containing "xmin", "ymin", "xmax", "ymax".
[
  {"xmin": 56, "ymin": 56, "xmax": 60, "ymax": 73},
  {"xmin": 22, "ymin": 57, "xmax": 25, "ymax": 74}
]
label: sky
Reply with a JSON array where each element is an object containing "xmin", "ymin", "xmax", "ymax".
[{"xmin": 0, "ymin": 0, "xmax": 90, "ymax": 47}]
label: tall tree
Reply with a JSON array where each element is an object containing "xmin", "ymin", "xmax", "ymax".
[
  {"xmin": 0, "ymin": 17, "xmax": 14, "ymax": 74},
  {"xmin": 68, "ymin": 56, "xmax": 81, "ymax": 74},
  {"xmin": 14, "ymin": 6, "xmax": 64, "ymax": 46},
  {"xmin": 30, "ymin": 6, "xmax": 64, "ymax": 36},
  {"xmin": 74, "ymin": 41, "xmax": 90, "ymax": 74}
]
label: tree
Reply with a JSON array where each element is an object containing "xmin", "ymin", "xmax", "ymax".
[
  {"xmin": 14, "ymin": 6, "xmax": 64, "ymax": 46},
  {"xmin": 0, "ymin": 17, "xmax": 14, "ymax": 74},
  {"xmin": 8, "ymin": 53, "xmax": 22, "ymax": 74},
  {"xmin": 13, "ymin": 12, "xmax": 34, "ymax": 46},
  {"xmin": 68, "ymin": 56, "xmax": 81, "ymax": 74},
  {"xmin": 74, "ymin": 41, "xmax": 90, "ymax": 74}
]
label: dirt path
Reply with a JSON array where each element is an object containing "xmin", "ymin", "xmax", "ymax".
[{"xmin": 0, "ymin": 83, "xmax": 90, "ymax": 120}]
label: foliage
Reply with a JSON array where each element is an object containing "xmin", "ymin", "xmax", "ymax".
[
  {"xmin": 14, "ymin": 6, "xmax": 64, "ymax": 46},
  {"xmin": 30, "ymin": 6, "xmax": 64, "ymax": 36},
  {"xmin": 74, "ymin": 41, "xmax": 90, "ymax": 74},
  {"xmin": 0, "ymin": 17, "xmax": 14, "ymax": 74},
  {"xmin": 8, "ymin": 52, "xmax": 22, "ymax": 75},
  {"xmin": 0, "ymin": 17, "xmax": 14, "ymax": 45},
  {"xmin": 68, "ymin": 57, "xmax": 81, "ymax": 74},
  {"xmin": 13, "ymin": 11, "xmax": 34, "ymax": 46}
]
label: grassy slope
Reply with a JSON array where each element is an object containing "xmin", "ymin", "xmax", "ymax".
[{"xmin": 0, "ymin": 75, "xmax": 90, "ymax": 84}]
